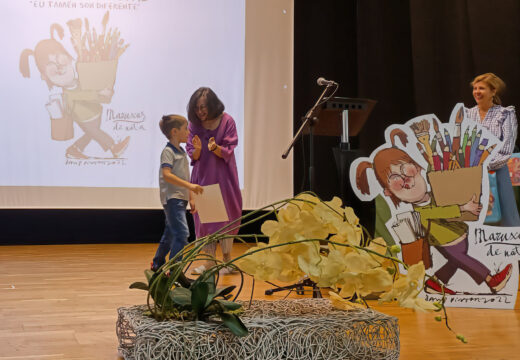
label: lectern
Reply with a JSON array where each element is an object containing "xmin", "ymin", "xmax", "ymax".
[{"xmin": 312, "ymin": 97, "xmax": 376, "ymax": 209}]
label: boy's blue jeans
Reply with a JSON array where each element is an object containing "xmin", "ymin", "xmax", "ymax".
[{"xmin": 152, "ymin": 198, "xmax": 189, "ymax": 269}]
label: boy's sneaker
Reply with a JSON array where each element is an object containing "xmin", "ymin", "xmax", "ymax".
[
  {"xmin": 486, "ymin": 264, "xmax": 512, "ymax": 293},
  {"xmin": 151, "ymin": 262, "xmax": 166, "ymax": 274},
  {"xmin": 425, "ymin": 278, "xmax": 456, "ymax": 295}
]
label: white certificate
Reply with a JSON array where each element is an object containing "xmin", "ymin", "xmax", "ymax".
[{"xmin": 193, "ymin": 183, "xmax": 229, "ymax": 224}]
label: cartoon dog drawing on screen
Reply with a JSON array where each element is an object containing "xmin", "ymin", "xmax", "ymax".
[{"xmin": 350, "ymin": 104, "xmax": 513, "ymax": 297}]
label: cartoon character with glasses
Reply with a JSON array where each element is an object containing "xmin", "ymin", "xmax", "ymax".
[
  {"xmin": 19, "ymin": 24, "xmax": 129, "ymax": 159},
  {"xmin": 355, "ymin": 128, "xmax": 512, "ymax": 295}
]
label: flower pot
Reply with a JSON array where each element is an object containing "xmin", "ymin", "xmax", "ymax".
[{"xmin": 117, "ymin": 298, "xmax": 399, "ymax": 360}]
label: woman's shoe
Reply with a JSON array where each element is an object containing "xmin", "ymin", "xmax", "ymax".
[
  {"xmin": 191, "ymin": 265, "xmax": 207, "ymax": 275},
  {"xmin": 219, "ymin": 266, "xmax": 238, "ymax": 276}
]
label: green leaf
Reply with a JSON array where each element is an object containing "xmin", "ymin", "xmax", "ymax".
[
  {"xmin": 219, "ymin": 313, "xmax": 248, "ymax": 337},
  {"xmin": 191, "ymin": 271, "xmax": 216, "ymax": 294},
  {"xmin": 191, "ymin": 282, "xmax": 210, "ymax": 317},
  {"xmin": 205, "ymin": 294, "xmax": 216, "ymax": 309},
  {"xmin": 144, "ymin": 269, "xmax": 155, "ymax": 283},
  {"xmin": 166, "ymin": 272, "xmax": 179, "ymax": 292},
  {"xmin": 214, "ymin": 285, "xmax": 236, "ymax": 299},
  {"xmin": 215, "ymin": 299, "xmax": 242, "ymax": 311},
  {"xmin": 149, "ymin": 273, "xmax": 173, "ymax": 308},
  {"xmin": 164, "ymin": 263, "xmax": 191, "ymax": 289},
  {"xmin": 191, "ymin": 271, "xmax": 218, "ymax": 308},
  {"xmin": 204, "ymin": 272, "xmax": 216, "ymax": 295},
  {"xmin": 204, "ymin": 283, "xmax": 229, "ymax": 308},
  {"xmin": 170, "ymin": 287, "xmax": 192, "ymax": 307},
  {"xmin": 129, "ymin": 282, "xmax": 149, "ymax": 291}
]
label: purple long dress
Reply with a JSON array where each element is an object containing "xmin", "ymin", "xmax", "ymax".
[{"xmin": 186, "ymin": 113, "xmax": 242, "ymax": 238}]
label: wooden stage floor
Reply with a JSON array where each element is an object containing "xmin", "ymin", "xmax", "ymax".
[{"xmin": 1, "ymin": 243, "xmax": 519, "ymax": 359}]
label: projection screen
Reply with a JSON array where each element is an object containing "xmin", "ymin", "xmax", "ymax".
[{"xmin": 0, "ymin": 0, "xmax": 293, "ymax": 209}]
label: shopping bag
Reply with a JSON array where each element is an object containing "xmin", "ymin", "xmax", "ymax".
[
  {"xmin": 45, "ymin": 95, "xmax": 73, "ymax": 141},
  {"xmin": 484, "ymin": 171, "xmax": 502, "ymax": 224},
  {"xmin": 401, "ymin": 237, "xmax": 432, "ymax": 269}
]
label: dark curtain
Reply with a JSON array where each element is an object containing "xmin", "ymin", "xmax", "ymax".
[
  {"xmin": 411, "ymin": 0, "xmax": 520, "ymax": 118},
  {"xmin": 294, "ymin": 0, "xmax": 520, "ymax": 228},
  {"xmin": 293, "ymin": 0, "xmax": 358, "ymax": 200}
]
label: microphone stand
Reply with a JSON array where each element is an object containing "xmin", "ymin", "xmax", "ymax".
[
  {"xmin": 268, "ymin": 83, "xmax": 336, "ymax": 299},
  {"xmin": 282, "ymin": 83, "xmax": 335, "ymax": 191}
]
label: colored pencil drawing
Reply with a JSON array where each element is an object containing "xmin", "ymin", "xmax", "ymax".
[
  {"xmin": 19, "ymin": 11, "xmax": 130, "ymax": 160},
  {"xmin": 350, "ymin": 104, "xmax": 520, "ymax": 308}
]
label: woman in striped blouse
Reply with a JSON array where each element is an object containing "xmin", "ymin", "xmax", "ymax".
[{"xmin": 466, "ymin": 73, "xmax": 520, "ymax": 226}]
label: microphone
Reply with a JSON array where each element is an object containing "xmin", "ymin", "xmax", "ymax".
[{"xmin": 317, "ymin": 77, "xmax": 337, "ymax": 86}]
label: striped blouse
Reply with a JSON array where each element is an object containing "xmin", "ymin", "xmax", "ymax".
[{"xmin": 465, "ymin": 105, "xmax": 518, "ymax": 170}]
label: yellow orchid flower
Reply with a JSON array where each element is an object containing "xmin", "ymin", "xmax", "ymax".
[
  {"xmin": 289, "ymin": 238, "xmax": 321, "ymax": 263},
  {"xmin": 329, "ymin": 291, "xmax": 365, "ymax": 310},
  {"xmin": 327, "ymin": 234, "xmax": 356, "ymax": 255},
  {"xmin": 360, "ymin": 268, "xmax": 393, "ymax": 294},
  {"xmin": 260, "ymin": 220, "xmax": 280, "ymax": 237},
  {"xmin": 400, "ymin": 296, "xmax": 439, "ymax": 312},
  {"xmin": 378, "ymin": 261, "xmax": 435, "ymax": 311},
  {"xmin": 344, "ymin": 250, "xmax": 379, "ymax": 273},
  {"xmin": 336, "ymin": 221, "xmax": 362, "ymax": 245},
  {"xmin": 367, "ymin": 237, "xmax": 388, "ymax": 256},
  {"xmin": 337, "ymin": 268, "xmax": 393, "ymax": 298},
  {"xmin": 312, "ymin": 197, "xmax": 345, "ymax": 228},
  {"xmin": 338, "ymin": 272, "xmax": 363, "ymax": 298},
  {"xmin": 236, "ymin": 243, "xmax": 285, "ymax": 282},
  {"xmin": 277, "ymin": 203, "xmax": 301, "ymax": 225},
  {"xmin": 294, "ymin": 193, "xmax": 320, "ymax": 211},
  {"xmin": 298, "ymin": 210, "xmax": 330, "ymax": 239},
  {"xmin": 244, "ymin": 197, "xmax": 436, "ymax": 316},
  {"xmin": 297, "ymin": 254, "xmax": 322, "ymax": 279},
  {"xmin": 344, "ymin": 207, "xmax": 359, "ymax": 225},
  {"xmin": 324, "ymin": 196, "xmax": 344, "ymax": 214},
  {"xmin": 278, "ymin": 256, "xmax": 304, "ymax": 282},
  {"xmin": 314, "ymin": 249, "xmax": 347, "ymax": 287}
]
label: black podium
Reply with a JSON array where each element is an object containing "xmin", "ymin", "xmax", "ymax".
[{"xmin": 312, "ymin": 97, "xmax": 376, "ymax": 209}]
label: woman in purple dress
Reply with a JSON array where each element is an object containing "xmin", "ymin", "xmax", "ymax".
[{"xmin": 185, "ymin": 87, "xmax": 242, "ymax": 274}]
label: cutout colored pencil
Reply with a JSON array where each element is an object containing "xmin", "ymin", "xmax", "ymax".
[
  {"xmin": 452, "ymin": 106, "xmax": 463, "ymax": 155},
  {"xmin": 478, "ymin": 143, "xmax": 497, "ymax": 166}
]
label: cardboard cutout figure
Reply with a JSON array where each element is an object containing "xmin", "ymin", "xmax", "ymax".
[{"xmin": 351, "ymin": 104, "xmax": 520, "ymax": 309}]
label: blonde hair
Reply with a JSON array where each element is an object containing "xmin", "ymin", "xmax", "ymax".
[{"xmin": 471, "ymin": 73, "xmax": 506, "ymax": 105}]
